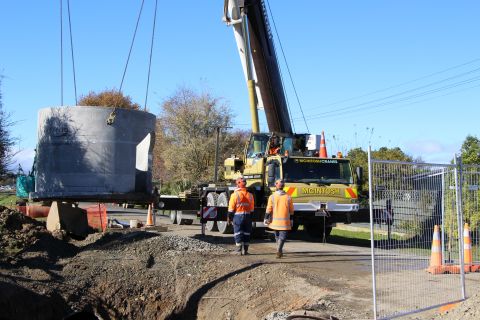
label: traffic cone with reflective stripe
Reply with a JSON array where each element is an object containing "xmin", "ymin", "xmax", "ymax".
[
  {"xmin": 427, "ymin": 225, "xmax": 444, "ymax": 274},
  {"xmin": 319, "ymin": 131, "xmax": 327, "ymax": 158},
  {"xmin": 145, "ymin": 205, "xmax": 154, "ymax": 227},
  {"xmin": 464, "ymin": 223, "xmax": 472, "ymax": 272}
]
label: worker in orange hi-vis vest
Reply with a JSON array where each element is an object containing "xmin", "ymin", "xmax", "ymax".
[
  {"xmin": 265, "ymin": 179, "xmax": 294, "ymax": 258},
  {"xmin": 228, "ymin": 176, "xmax": 255, "ymax": 255}
]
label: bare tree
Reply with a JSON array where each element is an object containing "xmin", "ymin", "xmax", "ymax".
[
  {"xmin": 0, "ymin": 76, "xmax": 16, "ymax": 174},
  {"xmin": 154, "ymin": 86, "xmax": 247, "ymax": 191}
]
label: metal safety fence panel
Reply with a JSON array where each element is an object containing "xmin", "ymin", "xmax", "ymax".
[
  {"xmin": 368, "ymin": 154, "xmax": 465, "ymax": 319},
  {"xmin": 460, "ymin": 164, "xmax": 480, "ymax": 268}
]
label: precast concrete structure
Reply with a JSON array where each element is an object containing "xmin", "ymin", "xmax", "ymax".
[{"xmin": 31, "ymin": 106, "xmax": 156, "ymax": 202}]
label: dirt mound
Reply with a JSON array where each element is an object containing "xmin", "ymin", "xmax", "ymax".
[
  {"xmin": 0, "ymin": 206, "xmax": 48, "ymax": 258},
  {"xmin": 58, "ymin": 231, "xmax": 230, "ymax": 319},
  {"xmin": 438, "ymin": 293, "xmax": 480, "ymax": 319}
]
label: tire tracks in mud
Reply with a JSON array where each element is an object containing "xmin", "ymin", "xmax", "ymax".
[{"xmin": 166, "ymin": 262, "xmax": 264, "ymax": 319}]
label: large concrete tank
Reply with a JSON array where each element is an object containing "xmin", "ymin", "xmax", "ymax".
[{"xmin": 31, "ymin": 106, "xmax": 156, "ymax": 202}]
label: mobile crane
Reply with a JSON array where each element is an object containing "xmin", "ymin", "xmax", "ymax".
[
  {"xmin": 202, "ymin": 0, "xmax": 361, "ymax": 237},
  {"xmin": 165, "ymin": 0, "xmax": 362, "ymax": 238}
]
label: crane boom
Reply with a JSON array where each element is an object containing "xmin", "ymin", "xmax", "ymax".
[{"xmin": 224, "ymin": 0, "xmax": 293, "ymax": 134}]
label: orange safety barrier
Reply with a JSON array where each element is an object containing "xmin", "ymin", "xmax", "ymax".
[
  {"xmin": 470, "ymin": 265, "xmax": 480, "ymax": 272},
  {"xmin": 84, "ymin": 203, "xmax": 108, "ymax": 232},
  {"xmin": 441, "ymin": 265, "xmax": 460, "ymax": 274}
]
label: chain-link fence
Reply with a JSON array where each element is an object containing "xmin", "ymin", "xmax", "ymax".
[{"xmin": 368, "ymin": 151, "xmax": 474, "ymax": 319}]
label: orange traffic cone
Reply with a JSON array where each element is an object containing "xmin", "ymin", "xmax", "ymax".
[
  {"xmin": 427, "ymin": 225, "xmax": 444, "ymax": 274},
  {"xmin": 464, "ymin": 223, "xmax": 472, "ymax": 272},
  {"xmin": 319, "ymin": 131, "xmax": 328, "ymax": 158},
  {"xmin": 145, "ymin": 205, "xmax": 154, "ymax": 227}
]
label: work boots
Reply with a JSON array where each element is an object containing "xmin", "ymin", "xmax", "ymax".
[
  {"xmin": 243, "ymin": 245, "xmax": 249, "ymax": 255},
  {"xmin": 233, "ymin": 245, "xmax": 242, "ymax": 255}
]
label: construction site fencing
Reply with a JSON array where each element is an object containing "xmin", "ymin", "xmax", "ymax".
[{"xmin": 367, "ymin": 150, "xmax": 480, "ymax": 319}]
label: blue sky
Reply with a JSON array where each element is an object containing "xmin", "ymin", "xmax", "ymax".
[{"xmin": 1, "ymin": 0, "xmax": 479, "ymax": 172}]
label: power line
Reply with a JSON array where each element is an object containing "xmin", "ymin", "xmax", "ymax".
[
  {"xmin": 303, "ymin": 57, "xmax": 480, "ymax": 112},
  {"xmin": 309, "ymin": 82, "xmax": 480, "ymax": 122},
  {"xmin": 304, "ymin": 75, "xmax": 480, "ymax": 121},
  {"xmin": 294, "ymin": 66, "xmax": 480, "ymax": 121}
]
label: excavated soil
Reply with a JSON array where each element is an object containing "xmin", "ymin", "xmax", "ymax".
[
  {"xmin": 2, "ymin": 207, "xmax": 480, "ymax": 319},
  {"xmin": 0, "ymin": 206, "xmax": 361, "ymax": 320},
  {"xmin": 437, "ymin": 293, "xmax": 480, "ymax": 320},
  {"xmin": 0, "ymin": 206, "xmax": 50, "ymax": 258}
]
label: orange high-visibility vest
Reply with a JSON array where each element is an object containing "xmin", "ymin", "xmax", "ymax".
[
  {"xmin": 266, "ymin": 191, "xmax": 294, "ymax": 230},
  {"xmin": 228, "ymin": 188, "xmax": 254, "ymax": 214}
]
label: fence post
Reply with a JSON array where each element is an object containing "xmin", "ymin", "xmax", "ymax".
[
  {"xmin": 441, "ymin": 168, "xmax": 446, "ymax": 264},
  {"xmin": 454, "ymin": 155, "xmax": 466, "ymax": 300},
  {"xmin": 368, "ymin": 146, "xmax": 377, "ymax": 320}
]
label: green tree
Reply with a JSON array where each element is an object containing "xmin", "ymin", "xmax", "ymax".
[
  {"xmin": 346, "ymin": 146, "xmax": 413, "ymax": 193},
  {"xmin": 374, "ymin": 147, "xmax": 413, "ymax": 162},
  {"xmin": 460, "ymin": 135, "xmax": 480, "ymax": 165},
  {"xmin": 78, "ymin": 89, "xmax": 140, "ymax": 110},
  {"xmin": 154, "ymin": 86, "xmax": 248, "ymax": 192},
  {"xmin": 459, "ymin": 135, "xmax": 480, "ymax": 230}
]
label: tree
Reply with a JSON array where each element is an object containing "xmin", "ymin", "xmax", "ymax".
[
  {"xmin": 346, "ymin": 146, "xmax": 413, "ymax": 192},
  {"xmin": 154, "ymin": 86, "xmax": 248, "ymax": 193},
  {"xmin": 460, "ymin": 135, "xmax": 480, "ymax": 165},
  {"xmin": 78, "ymin": 89, "xmax": 140, "ymax": 110},
  {"xmin": 0, "ymin": 76, "xmax": 16, "ymax": 174},
  {"xmin": 458, "ymin": 135, "xmax": 480, "ymax": 230}
]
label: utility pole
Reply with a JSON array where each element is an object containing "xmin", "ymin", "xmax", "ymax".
[{"xmin": 213, "ymin": 126, "xmax": 232, "ymax": 182}]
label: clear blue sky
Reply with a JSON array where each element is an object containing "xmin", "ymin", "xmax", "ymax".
[{"xmin": 1, "ymin": 0, "xmax": 479, "ymax": 171}]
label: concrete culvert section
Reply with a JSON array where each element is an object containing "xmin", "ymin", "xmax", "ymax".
[{"xmin": 31, "ymin": 106, "xmax": 156, "ymax": 201}]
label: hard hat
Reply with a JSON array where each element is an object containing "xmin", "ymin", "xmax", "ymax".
[{"xmin": 236, "ymin": 176, "xmax": 246, "ymax": 187}]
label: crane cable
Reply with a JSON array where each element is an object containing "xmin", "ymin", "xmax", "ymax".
[
  {"xmin": 119, "ymin": 0, "xmax": 145, "ymax": 93},
  {"xmin": 67, "ymin": 0, "xmax": 78, "ymax": 105},
  {"xmin": 60, "ymin": 0, "xmax": 63, "ymax": 105},
  {"xmin": 59, "ymin": 0, "xmax": 78, "ymax": 105},
  {"xmin": 144, "ymin": 0, "xmax": 159, "ymax": 111},
  {"xmin": 265, "ymin": 0, "xmax": 309, "ymax": 133}
]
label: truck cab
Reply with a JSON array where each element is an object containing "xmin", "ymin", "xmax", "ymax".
[{"xmin": 224, "ymin": 132, "xmax": 360, "ymax": 236}]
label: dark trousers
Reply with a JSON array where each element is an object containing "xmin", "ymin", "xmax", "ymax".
[
  {"xmin": 274, "ymin": 230, "xmax": 288, "ymax": 242},
  {"xmin": 233, "ymin": 214, "xmax": 252, "ymax": 246},
  {"xmin": 274, "ymin": 230, "xmax": 288, "ymax": 252}
]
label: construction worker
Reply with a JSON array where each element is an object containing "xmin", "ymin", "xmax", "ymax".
[
  {"xmin": 268, "ymin": 135, "xmax": 281, "ymax": 155},
  {"xmin": 228, "ymin": 176, "xmax": 255, "ymax": 255},
  {"xmin": 265, "ymin": 179, "xmax": 294, "ymax": 258}
]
